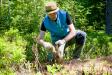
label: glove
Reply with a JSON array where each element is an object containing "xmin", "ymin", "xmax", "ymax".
[
  {"xmin": 43, "ymin": 42, "xmax": 53, "ymax": 49},
  {"xmin": 58, "ymin": 43, "xmax": 65, "ymax": 58},
  {"xmin": 54, "ymin": 43, "xmax": 65, "ymax": 63},
  {"xmin": 55, "ymin": 39, "xmax": 66, "ymax": 45}
]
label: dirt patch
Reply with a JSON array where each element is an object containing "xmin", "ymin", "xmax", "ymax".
[{"xmin": 14, "ymin": 56, "xmax": 112, "ymax": 75}]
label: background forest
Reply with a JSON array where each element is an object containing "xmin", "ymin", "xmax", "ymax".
[{"xmin": 0, "ymin": 0, "xmax": 112, "ymax": 74}]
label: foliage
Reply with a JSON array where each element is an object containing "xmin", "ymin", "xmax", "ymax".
[
  {"xmin": 81, "ymin": 31, "xmax": 112, "ymax": 59},
  {"xmin": 0, "ymin": 0, "xmax": 44, "ymax": 34},
  {"xmin": 0, "ymin": 0, "xmax": 112, "ymax": 74},
  {"xmin": 47, "ymin": 64, "xmax": 62, "ymax": 74},
  {"xmin": 56, "ymin": 0, "xmax": 105, "ymax": 31},
  {"xmin": 0, "ymin": 0, "xmax": 105, "ymax": 33},
  {"xmin": 0, "ymin": 28, "xmax": 26, "ymax": 74}
]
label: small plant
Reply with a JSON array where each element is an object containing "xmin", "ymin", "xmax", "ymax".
[{"xmin": 47, "ymin": 64, "xmax": 62, "ymax": 74}]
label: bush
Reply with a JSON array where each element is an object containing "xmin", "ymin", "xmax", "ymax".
[
  {"xmin": 81, "ymin": 31, "xmax": 112, "ymax": 59},
  {"xmin": 0, "ymin": 28, "xmax": 27, "ymax": 74}
]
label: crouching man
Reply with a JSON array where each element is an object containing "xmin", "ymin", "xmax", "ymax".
[{"xmin": 37, "ymin": 2, "xmax": 86, "ymax": 63}]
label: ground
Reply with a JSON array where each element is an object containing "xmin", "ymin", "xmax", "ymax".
[{"xmin": 15, "ymin": 56, "xmax": 112, "ymax": 75}]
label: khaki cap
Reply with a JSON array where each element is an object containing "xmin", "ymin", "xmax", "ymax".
[{"xmin": 45, "ymin": 2, "xmax": 59, "ymax": 14}]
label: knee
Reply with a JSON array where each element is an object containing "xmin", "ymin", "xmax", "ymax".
[
  {"xmin": 76, "ymin": 30, "xmax": 87, "ymax": 44},
  {"xmin": 81, "ymin": 31, "xmax": 87, "ymax": 39},
  {"xmin": 76, "ymin": 30, "xmax": 87, "ymax": 39}
]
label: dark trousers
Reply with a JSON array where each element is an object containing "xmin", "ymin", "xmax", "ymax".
[{"xmin": 65, "ymin": 30, "xmax": 87, "ymax": 59}]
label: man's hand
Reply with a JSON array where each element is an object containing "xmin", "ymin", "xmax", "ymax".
[
  {"xmin": 43, "ymin": 42, "xmax": 53, "ymax": 49},
  {"xmin": 58, "ymin": 43, "xmax": 65, "ymax": 58},
  {"xmin": 43, "ymin": 42, "xmax": 56, "ymax": 53},
  {"xmin": 55, "ymin": 39, "xmax": 66, "ymax": 45}
]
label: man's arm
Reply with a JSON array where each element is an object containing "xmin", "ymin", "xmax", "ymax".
[
  {"xmin": 37, "ymin": 30, "xmax": 56, "ymax": 52},
  {"xmin": 55, "ymin": 12, "xmax": 76, "ymax": 45},
  {"xmin": 63, "ymin": 12, "xmax": 76, "ymax": 42},
  {"xmin": 63, "ymin": 23, "xmax": 76, "ymax": 42},
  {"xmin": 55, "ymin": 23, "xmax": 76, "ymax": 45},
  {"xmin": 37, "ymin": 30, "xmax": 46, "ymax": 45}
]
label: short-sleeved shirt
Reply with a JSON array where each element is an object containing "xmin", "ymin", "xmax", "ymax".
[{"xmin": 40, "ymin": 12, "xmax": 72, "ymax": 31}]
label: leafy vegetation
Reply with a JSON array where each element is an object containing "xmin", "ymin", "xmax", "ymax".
[
  {"xmin": 0, "ymin": 28, "xmax": 26, "ymax": 74},
  {"xmin": 0, "ymin": 0, "xmax": 112, "ymax": 74}
]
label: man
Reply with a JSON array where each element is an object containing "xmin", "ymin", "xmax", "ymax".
[{"xmin": 37, "ymin": 2, "xmax": 86, "ymax": 61}]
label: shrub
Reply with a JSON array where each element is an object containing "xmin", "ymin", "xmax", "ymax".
[{"xmin": 0, "ymin": 28, "xmax": 27, "ymax": 74}]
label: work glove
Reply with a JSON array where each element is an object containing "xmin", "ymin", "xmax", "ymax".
[
  {"xmin": 43, "ymin": 42, "xmax": 56, "ymax": 53},
  {"xmin": 54, "ymin": 43, "xmax": 65, "ymax": 64},
  {"xmin": 55, "ymin": 39, "xmax": 66, "ymax": 45},
  {"xmin": 58, "ymin": 43, "xmax": 66, "ymax": 58},
  {"xmin": 43, "ymin": 42, "xmax": 53, "ymax": 49}
]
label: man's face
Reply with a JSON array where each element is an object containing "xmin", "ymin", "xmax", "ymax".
[{"xmin": 48, "ymin": 12, "xmax": 57, "ymax": 21}]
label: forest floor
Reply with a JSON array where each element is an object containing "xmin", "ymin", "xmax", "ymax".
[{"xmin": 15, "ymin": 55, "xmax": 112, "ymax": 75}]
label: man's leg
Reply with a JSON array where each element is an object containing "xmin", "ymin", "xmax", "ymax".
[{"xmin": 73, "ymin": 30, "xmax": 86, "ymax": 59}]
